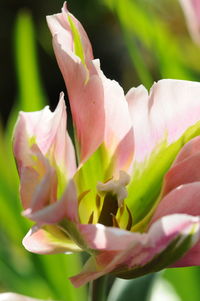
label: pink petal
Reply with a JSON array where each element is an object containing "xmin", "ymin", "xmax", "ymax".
[
  {"xmin": 47, "ymin": 7, "xmax": 134, "ymax": 167},
  {"xmin": 71, "ymin": 214, "xmax": 200, "ymax": 287},
  {"xmin": 24, "ymin": 180, "xmax": 79, "ymax": 224},
  {"xmin": 13, "ymin": 93, "xmax": 76, "ymax": 177},
  {"xmin": 19, "ymin": 166, "xmax": 40, "ymax": 209},
  {"xmin": 19, "ymin": 145, "xmax": 57, "ymax": 210},
  {"xmin": 0, "ymin": 293, "xmax": 50, "ymax": 301},
  {"xmin": 151, "ymin": 182, "xmax": 200, "ymax": 223},
  {"xmin": 47, "ymin": 2, "xmax": 93, "ymax": 63},
  {"xmin": 172, "ymin": 136, "xmax": 200, "ymax": 164},
  {"xmin": 23, "ymin": 224, "xmax": 81, "ymax": 254},
  {"xmin": 162, "ymin": 151, "xmax": 200, "ymax": 196},
  {"xmin": 47, "ymin": 7, "xmax": 103, "ymax": 162},
  {"xmin": 78, "ymin": 223, "xmax": 143, "ymax": 251},
  {"xmin": 99, "ymin": 71, "xmax": 134, "ymax": 171},
  {"xmin": 126, "ymin": 79, "xmax": 200, "ymax": 162},
  {"xmin": 179, "ymin": 0, "xmax": 200, "ymax": 44}
]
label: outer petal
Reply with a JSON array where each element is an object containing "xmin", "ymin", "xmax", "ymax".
[
  {"xmin": 126, "ymin": 79, "xmax": 200, "ymax": 163},
  {"xmin": 78, "ymin": 223, "xmax": 144, "ymax": 251},
  {"xmin": 179, "ymin": 0, "xmax": 200, "ymax": 44},
  {"xmin": 47, "ymin": 5, "xmax": 134, "ymax": 167},
  {"xmin": 13, "ymin": 92, "xmax": 76, "ymax": 178},
  {"xmin": 151, "ymin": 138, "xmax": 200, "ymax": 222},
  {"xmin": 13, "ymin": 94, "xmax": 77, "ymax": 220},
  {"xmin": 70, "ymin": 214, "xmax": 200, "ymax": 287},
  {"xmin": 171, "ymin": 135, "xmax": 200, "ymax": 164},
  {"xmin": 149, "ymin": 145, "xmax": 200, "ymax": 271},
  {"xmin": 126, "ymin": 80, "xmax": 200, "ymax": 225},
  {"xmin": 24, "ymin": 180, "xmax": 79, "ymax": 224},
  {"xmin": 18, "ymin": 145, "xmax": 57, "ymax": 210},
  {"xmin": 23, "ymin": 224, "xmax": 81, "ymax": 254},
  {"xmin": 151, "ymin": 182, "xmax": 200, "ymax": 223},
  {"xmin": 47, "ymin": 2, "xmax": 93, "ymax": 64},
  {"xmin": 0, "ymin": 293, "xmax": 52, "ymax": 301},
  {"xmin": 162, "ymin": 136, "xmax": 200, "ymax": 196}
]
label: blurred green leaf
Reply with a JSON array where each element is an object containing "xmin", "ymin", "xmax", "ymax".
[
  {"xmin": 148, "ymin": 273, "xmax": 181, "ymax": 301},
  {"xmin": 103, "ymin": 0, "xmax": 194, "ymax": 87},
  {"xmin": 14, "ymin": 9, "xmax": 46, "ymax": 111},
  {"xmin": 107, "ymin": 275, "xmax": 154, "ymax": 301},
  {"xmin": 163, "ymin": 267, "xmax": 200, "ymax": 301}
]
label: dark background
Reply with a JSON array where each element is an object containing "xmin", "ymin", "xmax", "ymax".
[{"xmin": 0, "ymin": 0, "xmax": 136, "ymax": 126}]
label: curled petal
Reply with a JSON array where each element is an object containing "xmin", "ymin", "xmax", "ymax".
[
  {"xmin": 47, "ymin": 2, "xmax": 93, "ymax": 64},
  {"xmin": 71, "ymin": 214, "xmax": 200, "ymax": 287},
  {"xmin": 13, "ymin": 93, "xmax": 76, "ymax": 178}
]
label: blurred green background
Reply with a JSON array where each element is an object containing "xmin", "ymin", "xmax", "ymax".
[{"xmin": 1, "ymin": 0, "xmax": 200, "ymax": 300}]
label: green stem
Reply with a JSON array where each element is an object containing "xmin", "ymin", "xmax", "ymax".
[{"xmin": 89, "ymin": 276, "xmax": 108, "ymax": 301}]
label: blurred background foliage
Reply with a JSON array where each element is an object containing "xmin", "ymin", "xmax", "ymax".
[{"xmin": 0, "ymin": 0, "xmax": 200, "ymax": 300}]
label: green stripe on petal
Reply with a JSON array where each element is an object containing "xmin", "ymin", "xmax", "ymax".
[
  {"xmin": 67, "ymin": 15, "xmax": 89, "ymax": 83},
  {"xmin": 127, "ymin": 120, "xmax": 200, "ymax": 229},
  {"xmin": 115, "ymin": 230, "xmax": 196, "ymax": 279},
  {"xmin": 68, "ymin": 15, "xmax": 86, "ymax": 67}
]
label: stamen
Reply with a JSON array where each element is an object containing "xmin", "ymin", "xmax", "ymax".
[
  {"xmin": 126, "ymin": 205, "xmax": 133, "ymax": 231},
  {"xmin": 111, "ymin": 214, "xmax": 120, "ymax": 228},
  {"xmin": 88, "ymin": 211, "xmax": 94, "ymax": 224},
  {"xmin": 78, "ymin": 190, "xmax": 90, "ymax": 204},
  {"xmin": 96, "ymin": 194, "xmax": 101, "ymax": 209},
  {"xmin": 120, "ymin": 204, "xmax": 125, "ymax": 216},
  {"xmin": 97, "ymin": 171, "xmax": 130, "ymax": 207}
]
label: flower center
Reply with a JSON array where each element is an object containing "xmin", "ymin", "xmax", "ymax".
[
  {"xmin": 95, "ymin": 171, "xmax": 133, "ymax": 230},
  {"xmin": 98, "ymin": 193, "xmax": 118, "ymax": 227}
]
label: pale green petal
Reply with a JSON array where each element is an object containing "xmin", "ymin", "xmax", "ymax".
[{"xmin": 127, "ymin": 120, "xmax": 200, "ymax": 229}]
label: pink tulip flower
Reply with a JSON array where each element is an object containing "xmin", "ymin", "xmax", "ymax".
[
  {"xmin": 13, "ymin": 2, "xmax": 200, "ymax": 287},
  {"xmin": 0, "ymin": 293, "xmax": 53, "ymax": 301},
  {"xmin": 179, "ymin": 0, "xmax": 200, "ymax": 44}
]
